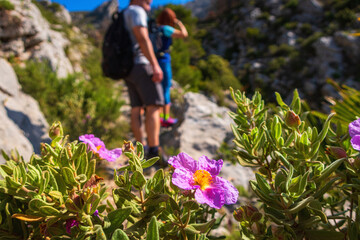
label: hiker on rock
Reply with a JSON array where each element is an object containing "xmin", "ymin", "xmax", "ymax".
[
  {"xmin": 123, "ymin": 0, "xmax": 164, "ymax": 159},
  {"xmin": 156, "ymin": 8, "xmax": 188, "ymax": 127}
]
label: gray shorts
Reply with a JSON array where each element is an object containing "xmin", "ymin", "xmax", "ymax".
[{"xmin": 124, "ymin": 64, "xmax": 164, "ymax": 107}]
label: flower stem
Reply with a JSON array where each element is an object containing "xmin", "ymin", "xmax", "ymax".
[{"xmin": 139, "ymin": 190, "xmax": 145, "ymax": 211}]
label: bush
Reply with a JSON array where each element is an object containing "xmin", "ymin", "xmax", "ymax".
[
  {"xmin": 197, "ymin": 55, "xmax": 242, "ymax": 94},
  {"xmin": 14, "ymin": 58, "xmax": 128, "ymax": 148},
  {"xmin": 230, "ymin": 88, "xmax": 360, "ymax": 239},
  {"xmin": 0, "ymin": 122, "xmax": 236, "ymax": 239},
  {"xmin": 0, "ymin": 0, "xmax": 14, "ymax": 10}
]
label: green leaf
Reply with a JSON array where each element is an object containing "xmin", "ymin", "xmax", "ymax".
[
  {"xmin": 183, "ymin": 200, "xmax": 199, "ymax": 210},
  {"xmin": 29, "ymin": 198, "xmax": 54, "ymax": 211},
  {"xmin": 141, "ymin": 157, "xmax": 159, "ymax": 169},
  {"xmin": 86, "ymin": 159, "xmax": 96, "ymax": 179},
  {"xmin": 144, "ymin": 193, "xmax": 169, "ymax": 207},
  {"xmin": 39, "ymin": 171, "xmax": 50, "ymax": 195},
  {"xmin": 168, "ymin": 196, "xmax": 180, "ymax": 215},
  {"xmin": 275, "ymin": 92, "xmax": 288, "ymax": 109},
  {"xmin": 286, "ymin": 196, "xmax": 314, "ymax": 214},
  {"xmin": 105, "ymin": 207, "xmax": 132, "ymax": 235},
  {"xmin": 114, "ymin": 188, "xmax": 137, "ymax": 201},
  {"xmin": 61, "ymin": 167, "xmax": 78, "ymax": 187},
  {"xmin": 146, "ymin": 216, "xmax": 159, "ymax": 240},
  {"xmin": 5, "ymin": 176, "xmax": 22, "ymax": 189},
  {"xmin": 111, "ymin": 229, "xmax": 129, "ymax": 240},
  {"xmin": 77, "ymin": 154, "xmax": 88, "ymax": 176},
  {"xmin": 131, "ymin": 171, "xmax": 146, "ymax": 189},
  {"xmin": 190, "ymin": 219, "xmax": 216, "ymax": 233},
  {"xmin": 315, "ymin": 158, "xmax": 345, "ymax": 183},
  {"xmin": 316, "ymin": 113, "xmax": 335, "ymax": 143},
  {"xmin": 39, "ymin": 206, "xmax": 60, "ymax": 216},
  {"xmin": 255, "ymin": 173, "xmax": 272, "ymax": 194},
  {"xmin": 94, "ymin": 225, "xmax": 107, "ymax": 240},
  {"xmin": 184, "ymin": 225, "xmax": 201, "ymax": 234},
  {"xmin": 313, "ymin": 177, "xmax": 340, "ymax": 199}
]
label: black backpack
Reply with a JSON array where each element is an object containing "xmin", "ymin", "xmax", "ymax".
[
  {"xmin": 101, "ymin": 11, "xmax": 133, "ymax": 80},
  {"xmin": 148, "ymin": 18, "xmax": 166, "ymax": 58}
]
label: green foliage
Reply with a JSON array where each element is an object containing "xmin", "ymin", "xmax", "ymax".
[
  {"xmin": 0, "ymin": 0, "xmax": 14, "ymax": 10},
  {"xmin": 230, "ymin": 88, "xmax": 360, "ymax": 239},
  {"xmin": 31, "ymin": 0, "xmax": 62, "ymax": 25},
  {"xmin": 198, "ymin": 55, "xmax": 241, "ymax": 91},
  {"xmin": 312, "ymin": 79, "xmax": 360, "ymax": 126},
  {"xmin": 0, "ymin": 123, "xmax": 228, "ymax": 239},
  {"xmin": 13, "ymin": 57, "xmax": 128, "ymax": 148},
  {"xmin": 245, "ymin": 27, "xmax": 264, "ymax": 42},
  {"xmin": 284, "ymin": 0, "xmax": 299, "ymax": 9}
]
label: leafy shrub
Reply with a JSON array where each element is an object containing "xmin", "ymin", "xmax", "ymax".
[
  {"xmin": 230, "ymin": 88, "xmax": 360, "ymax": 239},
  {"xmin": 334, "ymin": 8, "xmax": 357, "ymax": 27},
  {"xmin": 14, "ymin": 59, "xmax": 128, "ymax": 148},
  {"xmin": 284, "ymin": 0, "xmax": 299, "ymax": 9},
  {"xmin": 246, "ymin": 27, "xmax": 264, "ymax": 42},
  {"xmin": 0, "ymin": 122, "xmax": 234, "ymax": 239},
  {"xmin": 284, "ymin": 21, "xmax": 298, "ymax": 30},
  {"xmin": 0, "ymin": 0, "xmax": 14, "ymax": 10},
  {"xmin": 197, "ymin": 55, "xmax": 242, "ymax": 93}
]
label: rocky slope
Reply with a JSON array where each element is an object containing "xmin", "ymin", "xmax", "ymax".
[{"xmin": 187, "ymin": 0, "xmax": 360, "ymax": 111}]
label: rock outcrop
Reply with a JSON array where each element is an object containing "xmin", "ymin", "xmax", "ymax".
[
  {"xmin": 0, "ymin": 58, "xmax": 49, "ymax": 164},
  {"xmin": 0, "ymin": 0, "xmax": 74, "ymax": 78}
]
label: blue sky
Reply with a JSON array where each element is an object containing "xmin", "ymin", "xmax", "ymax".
[{"xmin": 53, "ymin": 0, "xmax": 193, "ymax": 11}]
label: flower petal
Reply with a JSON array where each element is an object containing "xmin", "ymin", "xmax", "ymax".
[
  {"xmin": 212, "ymin": 177, "xmax": 239, "ymax": 205},
  {"xmin": 79, "ymin": 134, "xmax": 105, "ymax": 152},
  {"xmin": 168, "ymin": 152, "xmax": 198, "ymax": 173},
  {"xmin": 172, "ymin": 168, "xmax": 195, "ymax": 190},
  {"xmin": 351, "ymin": 135, "xmax": 360, "ymax": 151},
  {"xmin": 198, "ymin": 156, "xmax": 223, "ymax": 176},
  {"xmin": 99, "ymin": 148, "xmax": 122, "ymax": 162},
  {"xmin": 194, "ymin": 187, "xmax": 225, "ymax": 209},
  {"xmin": 349, "ymin": 118, "xmax": 360, "ymax": 138}
]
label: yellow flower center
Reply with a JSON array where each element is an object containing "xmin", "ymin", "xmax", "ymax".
[
  {"xmin": 96, "ymin": 146, "xmax": 102, "ymax": 152},
  {"xmin": 193, "ymin": 170, "xmax": 213, "ymax": 190}
]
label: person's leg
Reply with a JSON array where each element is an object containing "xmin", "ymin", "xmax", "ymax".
[
  {"xmin": 145, "ymin": 104, "xmax": 161, "ymax": 147},
  {"xmin": 130, "ymin": 106, "xmax": 145, "ymax": 145}
]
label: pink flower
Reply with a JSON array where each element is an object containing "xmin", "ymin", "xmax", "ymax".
[
  {"xmin": 349, "ymin": 118, "xmax": 360, "ymax": 151},
  {"xmin": 79, "ymin": 134, "xmax": 122, "ymax": 162},
  {"xmin": 65, "ymin": 219, "xmax": 79, "ymax": 234},
  {"xmin": 169, "ymin": 152, "xmax": 238, "ymax": 209}
]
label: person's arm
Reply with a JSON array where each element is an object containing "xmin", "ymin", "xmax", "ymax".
[
  {"xmin": 171, "ymin": 19, "xmax": 188, "ymax": 38},
  {"xmin": 132, "ymin": 26, "xmax": 163, "ymax": 82}
]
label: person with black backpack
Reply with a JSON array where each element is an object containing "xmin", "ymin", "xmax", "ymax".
[{"xmin": 123, "ymin": 0, "xmax": 164, "ymax": 159}]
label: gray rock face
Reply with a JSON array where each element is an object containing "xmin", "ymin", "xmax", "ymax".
[
  {"xmin": 0, "ymin": 0, "xmax": 74, "ymax": 78},
  {"xmin": 313, "ymin": 36, "xmax": 343, "ymax": 81},
  {"xmin": 185, "ymin": 0, "xmax": 215, "ymax": 20},
  {"xmin": 0, "ymin": 58, "xmax": 49, "ymax": 163},
  {"xmin": 334, "ymin": 31, "xmax": 360, "ymax": 64}
]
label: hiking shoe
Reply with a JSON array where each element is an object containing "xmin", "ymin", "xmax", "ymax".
[{"xmin": 161, "ymin": 117, "xmax": 178, "ymax": 127}]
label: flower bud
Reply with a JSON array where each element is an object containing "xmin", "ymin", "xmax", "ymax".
[
  {"xmin": 325, "ymin": 146, "xmax": 347, "ymax": 159},
  {"xmin": 123, "ymin": 140, "xmax": 135, "ymax": 153},
  {"xmin": 285, "ymin": 110, "xmax": 301, "ymax": 128},
  {"xmin": 49, "ymin": 121, "xmax": 63, "ymax": 139},
  {"xmin": 233, "ymin": 207, "xmax": 245, "ymax": 222},
  {"xmin": 234, "ymin": 205, "xmax": 262, "ymax": 223}
]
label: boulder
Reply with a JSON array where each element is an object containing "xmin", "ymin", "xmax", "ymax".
[
  {"xmin": 0, "ymin": 58, "xmax": 49, "ymax": 163},
  {"xmin": 0, "ymin": 0, "xmax": 74, "ymax": 78}
]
